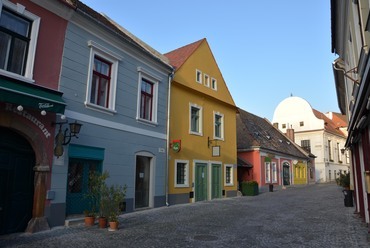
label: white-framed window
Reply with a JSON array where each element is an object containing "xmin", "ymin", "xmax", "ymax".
[
  {"xmin": 272, "ymin": 162, "xmax": 277, "ymax": 183},
  {"xmin": 175, "ymin": 160, "xmax": 189, "ymax": 187},
  {"xmin": 189, "ymin": 103, "xmax": 202, "ymax": 135},
  {"xmin": 225, "ymin": 164, "xmax": 233, "ymax": 186},
  {"xmin": 214, "ymin": 112, "xmax": 224, "ymax": 139},
  {"xmin": 211, "ymin": 77, "xmax": 217, "ymax": 90},
  {"xmin": 136, "ymin": 67, "xmax": 159, "ymax": 124},
  {"xmin": 196, "ymin": 69, "xmax": 202, "ymax": 84},
  {"xmin": 0, "ymin": 1, "xmax": 40, "ymax": 81},
  {"xmin": 85, "ymin": 41, "xmax": 121, "ymax": 113},
  {"xmin": 204, "ymin": 74, "xmax": 210, "ymax": 87},
  {"xmin": 265, "ymin": 162, "xmax": 271, "ymax": 183}
]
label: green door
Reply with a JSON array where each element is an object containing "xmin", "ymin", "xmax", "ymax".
[
  {"xmin": 195, "ymin": 163, "xmax": 207, "ymax": 202},
  {"xmin": 211, "ymin": 164, "xmax": 221, "ymax": 199},
  {"xmin": 0, "ymin": 127, "xmax": 35, "ymax": 235},
  {"xmin": 66, "ymin": 159, "xmax": 101, "ymax": 215}
]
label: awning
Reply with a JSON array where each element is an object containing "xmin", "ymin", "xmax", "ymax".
[
  {"xmin": 0, "ymin": 77, "xmax": 66, "ymax": 114},
  {"xmin": 237, "ymin": 157, "xmax": 253, "ymax": 168}
]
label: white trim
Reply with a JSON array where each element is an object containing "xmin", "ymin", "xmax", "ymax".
[
  {"xmin": 136, "ymin": 67, "xmax": 159, "ymax": 124},
  {"xmin": 64, "ymin": 110, "xmax": 166, "ymax": 140},
  {"xmin": 85, "ymin": 41, "xmax": 119, "ymax": 112},
  {"xmin": 195, "ymin": 69, "xmax": 202, "ymax": 84},
  {"xmin": 1, "ymin": 0, "xmax": 40, "ymax": 80},
  {"xmin": 135, "ymin": 151, "xmax": 155, "ymax": 209},
  {"xmin": 224, "ymin": 164, "xmax": 234, "ymax": 186},
  {"xmin": 204, "ymin": 73, "xmax": 210, "ymax": 87},
  {"xmin": 265, "ymin": 162, "xmax": 271, "ymax": 183},
  {"xmin": 174, "ymin": 159, "xmax": 189, "ymax": 188},
  {"xmin": 211, "ymin": 77, "xmax": 217, "ymax": 91},
  {"xmin": 213, "ymin": 111, "xmax": 224, "ymax": 140},
  {"xmin": 189, "ymin": 103, "xmax": 203, "ymax": 136},
  {"xmin": 272, "ymin": 162, "xmax": 278, "ymax": 183}
]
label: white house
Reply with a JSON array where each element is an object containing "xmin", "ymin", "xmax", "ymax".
[{"xmin": 272, "ymin": 96, "xmax": 348, "ymax": 183}]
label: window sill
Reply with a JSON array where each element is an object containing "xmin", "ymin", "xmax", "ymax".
[
  {"xmin": 175, "ymin": 185, "xmax": 189, "ymax": 188},
  {"xmin": 136, "ymin": 118, "xmax": 158, "ymax": 127},
  {"xmin": 225, "ymin": 183, "xmax": 234, "ymax": 187},
  {"xmin": 84, "ymin": 102, "xmax": 117, "ymax": 115},
  {"xmin": 0, "ymin": 70, "xmax": 34, "ymax": 84},
  {"xmin": 189, "ymin": 131, "xmax": 203, "ymax": 136}
]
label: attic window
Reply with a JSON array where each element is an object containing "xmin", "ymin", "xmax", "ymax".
[
  {"xmin": 279, "ymin": 139, "xmax": 283, "ymax": 143},
  {"xmin": 196, "ymin": 69, "xmax": 202, "ymax": 84},
  {"xmin": 211, "ymin": 77, "xmax": 217, "ymax": 90},
  {"xmin": 282, "ymin": 124, "xmax": 286, "ymax": 129},
  {"xmin": 300, "ymin": 121, "xmax": 304, "ymax": 127},
  {"xmin": 287, "ymin": 141, "xmax": 291, "ymax": 145}
]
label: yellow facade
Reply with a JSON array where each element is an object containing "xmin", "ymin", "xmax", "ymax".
[
  {"xmin": 293, "ymin": 162, "xmax": 307, "ymax": 185},
  {"xmin": 167, "ymin": 39, "xmax": 237, "ymax": 204}
]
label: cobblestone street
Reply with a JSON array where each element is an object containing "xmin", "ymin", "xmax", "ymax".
[{"xmin": 1, "ymin": 183, "xmax": 369, "ymax": 248}]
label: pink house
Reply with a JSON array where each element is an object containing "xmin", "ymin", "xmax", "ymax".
[{"xmin": 237, "ymin": 108, "xmax": 315, "ymax": 192}]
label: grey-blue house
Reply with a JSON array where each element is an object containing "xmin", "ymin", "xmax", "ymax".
[{"xmin": 46, "ymin": 1, "xmax": 173, "ymax": 227}]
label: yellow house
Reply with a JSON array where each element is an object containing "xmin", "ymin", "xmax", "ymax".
[{"xmin": 165, "ymin": 39, "xmax": 237, "ymax": 204}]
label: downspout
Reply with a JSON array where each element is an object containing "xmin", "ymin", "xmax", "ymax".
[{"xmin": 165, "ymin": 71, "xmax": 174, "ymax": 206}]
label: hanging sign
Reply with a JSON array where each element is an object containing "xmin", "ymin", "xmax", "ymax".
[{"xmin": 172, "ymin": 140, "xmax": 181, "ymax": 152}]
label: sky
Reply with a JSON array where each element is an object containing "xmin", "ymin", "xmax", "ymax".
[{"xmin": 80, "ymin": 0, "xmax": 338, "ymax": 121}]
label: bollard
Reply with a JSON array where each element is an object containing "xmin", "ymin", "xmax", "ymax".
[{"xmin": 342, "ymin": 189, "xmax": 353, "ymax": 207}]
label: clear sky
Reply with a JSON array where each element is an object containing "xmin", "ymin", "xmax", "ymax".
[{"xmin": 80, "ymin": 0, "xmax": 338, "ymax": 121}]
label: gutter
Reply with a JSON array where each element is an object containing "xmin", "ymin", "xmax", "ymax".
[{"xmin": 165, "ymin": 71, "xmax": 174, "ymax": 207}]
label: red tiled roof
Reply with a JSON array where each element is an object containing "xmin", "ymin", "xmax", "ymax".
[
  {"xmin": 313, "ymin": 109, "xmax": 346, "ymax": 137},
  {"xmin": 164, "ymin": 39, "xmax": 205, "ymax": 70},
  {"xmin": 331, "ymin": 112, "xmax": 347, "ymax": 128}
]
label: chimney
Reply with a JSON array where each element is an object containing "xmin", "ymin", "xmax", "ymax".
[{"xmin": 285, "ymin": 126, "xmax": 295, "ymax": 142}]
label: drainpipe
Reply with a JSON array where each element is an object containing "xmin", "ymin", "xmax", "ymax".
[{"xmin": 165, "ymin": 71, "xmax": 174, "ymax": 206}]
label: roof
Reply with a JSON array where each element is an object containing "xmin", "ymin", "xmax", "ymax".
[
  {"xmin": 59, "ymin": 0, "xmax": 171, "ymax": 69},
  {"xmin": 313, "ymin": 109, "xmax": 346, "ymax": 137},
  {"xmin": 237, "ymin": 108, "xmax": 308, "ymax": 159},
  {"xmin": 164, "ymin": 39, "xmax": 205, "ymax": 70},
  {"xmin": 237, "ymin": 157, "xmax": 253, "ymax": 168}
]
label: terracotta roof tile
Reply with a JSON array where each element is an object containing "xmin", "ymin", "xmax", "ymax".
[
  {"xmin": 313, "ymin": 109, "xmax": 346, "ymax": 137},
  {"xmin": 164, "ymin": 39, "xmax": 205, "ymax": 70}
]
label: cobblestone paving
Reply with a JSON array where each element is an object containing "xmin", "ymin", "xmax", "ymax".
[{"xmin": 1, "ymin": 183, "xmax": 369, "ymax": 247}]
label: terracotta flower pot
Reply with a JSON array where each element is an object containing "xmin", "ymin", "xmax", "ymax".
[
  {"xmin": 84, "ymin": 216, "xmax": 95, "ymax": 226},
  {"xmin": 108, "ymin": 221, "xmax": 119, "ymax": 231},
  {"xmin": 98, "ymin": 217, "xmax": 107, "ymax": 228}
]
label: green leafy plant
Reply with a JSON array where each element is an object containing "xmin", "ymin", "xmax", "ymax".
[
  {"xmin": 241, "ymin": 180, "xmax": 259, "ymax": 196},
  {"xmin": 102, "ymin": 184, "xmax": 127, "ymax": 222},
  {"xmin": 337, "ymin": 171, "xmax": 350, "ymax": 188},
  {"xmin": 83, "ymin": 170, "xmax": 109, "ymax": 217}
]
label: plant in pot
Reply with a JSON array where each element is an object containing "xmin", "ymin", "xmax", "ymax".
[
  {"xmin": 83, "ymin": 170, "xmax": 109, "ymax": 227},
  {"xmin": 337, "ymin": 171, "xmax": 350, "ymax": 189},
  {"xmin": 105, "ymin": 184, "xmax": 127, "ymax": 231},
  {"xmin": 241, "ymin": 180, "xmax": 259, "ymax": 196}
]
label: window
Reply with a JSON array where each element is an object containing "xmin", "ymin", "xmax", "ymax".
[
  {"xmin": 189, "ymin": 103, "xmax": 202, "ymax": 135},
  {"xmin": 265, "ymin": 162, "xmax": 271, "ymax": 183},
  {"xmin": 137, "ymin": 67, "xmax": 159, "ymax": 124},
  {"xmin": 282, "ymin": 124, "xmax": 286, "ymax": 129},
  {"xmin": 204, "ymin": 74, "xmax": 210, "ymax": 87},
  {"xmin": 301, "ymin": 140, "xmax": 311, "ymax": 153},
  {"xmin": 328, "ymin": 140, "xmax": 333, "ymax": 161},
  {"xmin": 140, "ymin": 79, "xmax": 153, "ymax": 120},
  {"xmin": 272, "ymin": 162, "xmax": 277, "ymax": 183},
  {"xmin": 0, "ymin": 2, "xmax": 40, "ymax": 79},
  {"xmin": 90, "ymin": 56, "xmax": 111, "ymax": 107},
  {"xmin": 337, "ymin": 143, "xmax": 342, "ymax": 162},
  {"xmin": 196, "ymin": 69, "xmax": 202, "ymax": 84},
  {"xmin": 299, "ymin": 121, "xmax": 304, "ymax": 126},
  {"xmin": 86, "ymin": 41, "xmax": 121, "ymax": 113},
  {"xmin": 225, "ymin": 164, "xmax": 233, "ymax": 186},
  {"xmin": 211, "ymin": 77, "xmax": 217, "ymax": 90},
  {"xmin": 175, "ymin": 160, "xmax": 189, "ymax": 187},
  {"xmin": 214, "ymin": 112, "xmax": 224, "ymax": 139}
]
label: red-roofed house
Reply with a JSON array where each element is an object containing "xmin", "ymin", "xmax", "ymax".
[{"xmin": 272, "ymin": 96, "xmax": 348, "ymax": 183}]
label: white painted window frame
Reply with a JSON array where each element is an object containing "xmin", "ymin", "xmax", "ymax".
[
  {"xmin": 85, "ymin": 40, "xmax": 122, "ymax": 114},
  {"xmin": 195, "ymin": 69, "xmax": 202, "ymax": 84},
  {"xmin": 174, "ymin": 159, "xmax": 189, "ymax": 187},
  {"xmin": 213, "ymin": 111, "xmax": 224, "ymax": 140},
  {"xmin": 224, "ymin": 164, "xmax": 234, "ymax": 186},
  {"xmin": 211, "ymin": 77, "xmax": 217, "ymax": 90},
  {"xmin": 189, "ymin": 103, "xmax": 203, "ymax": 136}
]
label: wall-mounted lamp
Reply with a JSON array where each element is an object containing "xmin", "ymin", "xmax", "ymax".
[
  {"xmin": 53, "ymin": 121, "xmax": 82, "ymax": 157},
  {"xmin": 340, "ymin": 148, "xmax": 346, "ymax": 155}
]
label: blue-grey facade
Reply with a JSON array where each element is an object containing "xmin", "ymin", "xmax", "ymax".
[{"xmin": 45, "ymin": 2, "xmax": 172, "ymax": 227}]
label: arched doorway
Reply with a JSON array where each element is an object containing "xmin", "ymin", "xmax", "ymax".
[{"xmin": 0, "ymin": 127, "xmax": 35, "ymax": 235}]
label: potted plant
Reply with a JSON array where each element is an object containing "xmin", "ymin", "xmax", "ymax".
[
  {"xmin": 337, "ymin": 171, "xmax": 350, "ymax": 189},
  {"xmin": 104, "ymin": 184, "xmax": 127, "ymax": 231},
  {"xmin": 83, "ymin": 170, "xmax": 109, "ymax": 226},
  {"xmin": 241, "ymin": 180, "xmax": 259, "ymax": 196}
]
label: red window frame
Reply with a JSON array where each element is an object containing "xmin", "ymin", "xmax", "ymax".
[
  {"xmin": 140, "ymin": 78, "xmax": 153, "ymax": 121},
  {"xmin": 91, "ymin": 56, "xmax": 111, "ymax": 107}
]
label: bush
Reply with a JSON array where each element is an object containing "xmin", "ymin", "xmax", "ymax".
[
  {"xmin": 241, "ymin": 181, "xmax": 259, "ymax": 196},
  {"xmin": 337, "ymin": 171, "xmax": 350, "ymax": 188}
]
